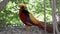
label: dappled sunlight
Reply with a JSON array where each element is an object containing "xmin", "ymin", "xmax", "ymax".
[
  {"xmin": 0, "ymin": 0, "xmax": 59, "ymax": 25},
  {"xmin": 0, "ymin": 0, "xmax": 57, "ymax": 25}
]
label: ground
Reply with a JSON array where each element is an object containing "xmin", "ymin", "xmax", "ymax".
[{"xmin": 0, "ymin": 26, "xmax": 53, "ymax": 34}]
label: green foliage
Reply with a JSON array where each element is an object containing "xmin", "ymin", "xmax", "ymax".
[
  {"xmin": 0, "ymin": 0, "xmax": 22, "ymax": 29},
  {"xmin": 56, "ymin": 0, "xmax": 60, "ymax": 8},
  {"xmin": 27, "ymin": 0, "xmax": 53, "ymax": 22}
]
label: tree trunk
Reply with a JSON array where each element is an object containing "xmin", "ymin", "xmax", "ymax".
[{"xmin": 0, "ymin": 0, "xmax": 9, "ymax": 11}]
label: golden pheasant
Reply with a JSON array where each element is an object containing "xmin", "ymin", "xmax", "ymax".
[{"xmin": 19, "ymin": 3, "xmax": 53, "ymax": 33}]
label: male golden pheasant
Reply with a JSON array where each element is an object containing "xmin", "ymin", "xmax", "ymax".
[{"xmin": 19, "ymin": 3, "xmax": 53, "ymax": 33}]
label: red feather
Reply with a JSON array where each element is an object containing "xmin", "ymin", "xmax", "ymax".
[{"xmin": 19, "ymin": 10, "xmax": 32, "ymax": 26}]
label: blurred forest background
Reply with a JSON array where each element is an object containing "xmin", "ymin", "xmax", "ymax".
[{"xmin": 0, "ymin": 0, "xmax": 60, "ymax": 30}]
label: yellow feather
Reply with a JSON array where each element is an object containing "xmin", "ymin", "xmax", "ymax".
[
  {"xmin": 19, "ymin": 3, "xmax": 26, "ymax": 7},
  {"xmin": 29, "ymin": 14, "xmax": 39, "ymax": 25}
]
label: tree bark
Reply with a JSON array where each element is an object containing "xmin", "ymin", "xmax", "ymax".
[
  {"xmin": 0, "ymin": 0, "xmax": 9, "ymax": 11},
  {"xmin": 51, "ymin": 0, "xmax": 60, "ymax": 34}
]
